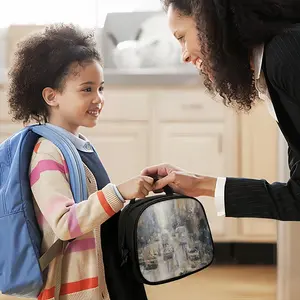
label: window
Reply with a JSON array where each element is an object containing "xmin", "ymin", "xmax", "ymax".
[
  {"xmin": 0, "ymin": 0, "xmax": 162, "ymax": 28},
  {"xmin": 1, "ymin": 0, "xmax": 98, "ymax": 28}
]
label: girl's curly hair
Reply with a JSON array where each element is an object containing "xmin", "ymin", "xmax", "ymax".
[
  {"xmin": 8, "ymin": 23, "xmax": 101, "ymax": 124},
  {"xmin": 161, "ymin": 0, "xmax": 300, "ymax": 111}
]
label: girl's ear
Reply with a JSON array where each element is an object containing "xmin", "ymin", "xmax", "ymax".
[{"xmin": 42, "ymin": 87, "xmax": 59, "ymax": 107}]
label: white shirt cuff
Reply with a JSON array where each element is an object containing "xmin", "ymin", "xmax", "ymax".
[
  {"xmin": 111, "ymin": 183, "xmax": 126, "ymax": 203},
  {"xmin": 214, "ymin": 177, "xmax": 226, "ymax": 216}
]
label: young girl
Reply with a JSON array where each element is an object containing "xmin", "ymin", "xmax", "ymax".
[{"xmin": 7, "ymin": 24, "xmax": 153, "ymax": 300}]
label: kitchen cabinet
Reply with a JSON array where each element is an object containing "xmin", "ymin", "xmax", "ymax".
[
  {"xmin": 80, "ymin": 123, "xmax": 149, "ymax": 184},
  {"xmin": 81, "ymin": 87, "xmax": 239, "ymax": 242},
  {"xmin": 0, "ymin": 82, "xmax": 278, "ymax": 242},
  {"xmin": 157, "ymin": 122, "xmax": 230, "ymax": 238},
  {"xmin": 151, "ymin": 88, "xmax": 238, "ymax": 241}
]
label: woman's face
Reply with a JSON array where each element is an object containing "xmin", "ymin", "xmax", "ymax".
[{"xmin": 167, "ymin": 4, "xmax": 202, "ymax": 71}]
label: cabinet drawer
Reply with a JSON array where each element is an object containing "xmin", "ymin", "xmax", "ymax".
[
  {"xmin": 156, "ymin": 89, "xmax": 225, "ymax": 121},
  {"xmin": 100, "ymin": 89, "xmax": 149, "ymax": 121}
]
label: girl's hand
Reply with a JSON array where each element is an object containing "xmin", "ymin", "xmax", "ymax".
[{"xmin": 117, "ymin": 176, "xmax": 154, "ymax": 200}]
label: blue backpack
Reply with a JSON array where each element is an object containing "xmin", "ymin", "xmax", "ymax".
[{"xmin": 0, "ymin": 124, "xmax": 88, "ymax": 298}]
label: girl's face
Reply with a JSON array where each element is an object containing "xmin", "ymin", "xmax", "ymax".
[
  {"xmin": 42, "ymin": 60, "xmax": 105, "ymax": 134},
  {"xmin": 167, "ymin": 4, "xmax": 203, "ymax": 71}
]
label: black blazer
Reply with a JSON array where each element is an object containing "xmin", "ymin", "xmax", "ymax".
[{"xmin": 225, "ymin": 24, "xmax": 300, "ymax": 221}]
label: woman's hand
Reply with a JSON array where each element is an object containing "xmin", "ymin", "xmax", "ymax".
[
  {"xmin": 117, "ymin": 175, "xmax": 154, "ymax": 200},
  {"xmin": 141, "ymin": 163, "xmax": 217, "ymax": 198}
]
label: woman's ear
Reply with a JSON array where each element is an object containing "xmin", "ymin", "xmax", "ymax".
[{"xmin": 42, "ymin": 87, "xmax": 59, "ymax": 107}]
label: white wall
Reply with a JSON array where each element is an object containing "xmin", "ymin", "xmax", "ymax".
[{"xmin": 0, "ymin": 0, "xmax": 162, "ymax": 28}]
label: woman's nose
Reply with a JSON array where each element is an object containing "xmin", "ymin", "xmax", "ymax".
[{"xmin": 182, "ymin": 51, "xmax": 191, "ymax": 63}]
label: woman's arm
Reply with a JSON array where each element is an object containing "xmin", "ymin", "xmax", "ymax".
[
  {"xmin": 142, "ymin": 162, "xmax": 300, "ymax": 221},
  {"xmin": 225, "ymin": 25, "xmax": 300, "ymax": 221}
]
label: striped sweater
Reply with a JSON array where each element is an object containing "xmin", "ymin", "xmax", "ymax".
[{"xmin": 29, "ymin": 137, "xmax": 124, "ymax": 300}]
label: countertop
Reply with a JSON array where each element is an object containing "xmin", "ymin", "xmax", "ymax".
[
  {"xmin": 103, "ymin": 67, "xmax": 204, "ymax": 87},
  {"xmin": 0, "ymin": 67, "xmax": 204, "ymax": 87}
]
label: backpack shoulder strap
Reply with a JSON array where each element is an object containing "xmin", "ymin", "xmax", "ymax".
[
  {"xmin": 39, "ymin": 239, "xmax": 64, "ymax": 271},
  {"xmin": 31, "ymin": 124, "xmax": 88, "ymax": 202}
]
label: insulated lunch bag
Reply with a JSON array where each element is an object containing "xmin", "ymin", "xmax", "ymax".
[{"xmin": 118, "ymin": 186, "xmax": 214, "ymax": 285}]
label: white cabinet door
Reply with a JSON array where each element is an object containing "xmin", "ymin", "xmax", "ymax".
[
  {"xmin": 80, "ymin": 122, "xmax": 149, "ymax": 184},
  {"xmin": 156, "ymin": 122, "xmax": 233, "ymax": 241}
]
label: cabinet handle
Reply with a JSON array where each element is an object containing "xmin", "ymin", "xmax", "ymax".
[
  {"xmin": 218, "ymin": 135, "xmax": 223, "ymax": 153},
  {"xmin": 181, "ymin": 103, "xmax": 203, "ymax": 110}
]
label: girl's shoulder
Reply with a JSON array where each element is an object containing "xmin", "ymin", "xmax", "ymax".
[{"xmin": 31, "ymin": 137, "xmax": 64, "ymax": 163}]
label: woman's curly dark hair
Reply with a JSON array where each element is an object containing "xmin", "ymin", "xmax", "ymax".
[
  {"xmin": 8, "ymin": 23, "xmax": 101, "ymax": 124},
  {"xmin": 161, "ymin": 0, "xmax": 300, "ymax": 111}
]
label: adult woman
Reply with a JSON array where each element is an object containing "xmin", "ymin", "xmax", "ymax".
[{"xmin": 142, "ymin": 0, "xmax": 300, "ymax": 221}]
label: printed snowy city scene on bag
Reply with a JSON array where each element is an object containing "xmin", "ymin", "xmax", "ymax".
[{"xmin": 136, "ymin": 197, "xmax": 214, "ymax": 283}]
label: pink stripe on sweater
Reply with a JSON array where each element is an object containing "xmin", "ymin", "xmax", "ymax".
[
  {"xmin": 62, "ymin": 159, "xmax": 69, "ymax": 173},
  {"xmin": 30, "ymin": 160, "xmax": 67, "ymax": 186},
  {"xmin": 65, "ymin": 238, "xmax": 96, "ymax": 254},
  {"xmin": 68, "ymin": 206, "xmax": 83, "ymax": 238},
  {"xmin": 40, "ymin": 196, "xmax": 74, "ymax": 224}
]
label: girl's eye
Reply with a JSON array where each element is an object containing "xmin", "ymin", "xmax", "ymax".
[
  {"xmin": 83, "ymin": 87, "xmax": 92, "ymax": 92},
  {"xmin": 99, "ymin": 86, "xmax": 104, "ymax": 92}
]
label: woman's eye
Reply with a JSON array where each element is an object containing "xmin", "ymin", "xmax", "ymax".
[
  {"xmin": 83, "ymin": 87, "xmax": 92, "ymax": 92},
  {"xmin": 99, "ymin": 86, "xmax": 104, "ymax": 92}
]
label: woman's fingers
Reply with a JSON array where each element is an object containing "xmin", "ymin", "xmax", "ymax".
[{"xmin": 153, "ymin": 172, "xmax": 177, "ymax": 190}]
